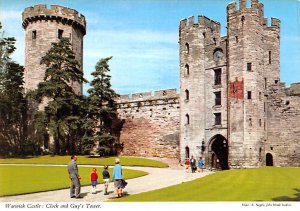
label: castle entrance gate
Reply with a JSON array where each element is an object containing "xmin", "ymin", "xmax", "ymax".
[
  {"xmin": 208, "ymin": 134, "xmax": 229, "ymax": 170},
  {"xmin": 266, "ymin": 153, "xmax": 273, "ymax": 166}
]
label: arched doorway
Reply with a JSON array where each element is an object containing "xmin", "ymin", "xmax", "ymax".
[
  {"xmin": 185, "ymin": 146, "xmax": 190, "ymax": 159},
  {"xmin": 209, "ymin": 134, "xmax": 229, "ymax": 170},
  {"xmin": 266, "ymin": 153, "xmax": 273, "ymax": 166}
]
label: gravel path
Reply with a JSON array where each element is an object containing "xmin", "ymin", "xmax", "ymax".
[{"xmin": 0, "ymin": 159, "xmax": 213, "ymax": 202}]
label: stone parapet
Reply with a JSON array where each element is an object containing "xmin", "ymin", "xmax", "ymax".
[{"xmin": 22, "ymin": 4, "xmax": 86, "ymax": 35}]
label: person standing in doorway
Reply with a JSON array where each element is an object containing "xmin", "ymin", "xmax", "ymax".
[
  {"xmin": 112, "ymin": 158, "xmax": 123, "ymax": 198},
  {"xmin": 67, "ymin": 155, "xmax": 82, "ymax": 198}
]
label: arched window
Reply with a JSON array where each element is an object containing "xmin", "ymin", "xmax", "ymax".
[
  {"xmin": 185, "ymin": 43, "xmax": 189, "ymax": 54},
  {"xmin": 185, "ymin": 114, "xmax": 190, "ymax": 125},
  {"xmin": 185, "ymin": 89, "xmax": 189, "ymax": 101},
  {"xmin": 185, "ymin": 64, "xmax": 189, "ymax": 75}
]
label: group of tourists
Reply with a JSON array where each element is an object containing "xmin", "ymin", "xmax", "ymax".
[
  {"xmin": 184, "ymin": 155, "xmax": 204, "ymax": 173},
  {"xmin": 67, "ymin": 155, "xmax": 125, "ymax": 199}
]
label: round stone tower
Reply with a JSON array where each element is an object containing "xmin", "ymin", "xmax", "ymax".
[{"xmin": 22, "ymin": 4, "xmax": 86, "ymax": 94}]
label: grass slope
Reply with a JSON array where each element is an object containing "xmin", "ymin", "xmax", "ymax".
[
  {"xmin": 0, "ymin": 166, "xmax": 147, "ymax": 196},
  {"xmin": 0, "ymin": 156, "xmax": 168, "ymax": 168},
  {"xmin": 111, "ymin": 167, "xmax": 300, "ymax": 202}
]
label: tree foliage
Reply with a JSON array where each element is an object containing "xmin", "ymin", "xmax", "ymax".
[
  {"xmin": 34, "ymin": 38, "xmax": 88, "ymax": 155},
  {"xmin": 0, "ymin": 22, "xmax": 30, "ymax": 156},
  {"xmin": 87, "ymin": 57, "xmax": 121, "ymax": 156}
]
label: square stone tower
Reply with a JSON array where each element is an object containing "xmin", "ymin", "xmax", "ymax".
[{"xmin": 179, "ymin": 0, "xmax": 281, "ymax": 169}]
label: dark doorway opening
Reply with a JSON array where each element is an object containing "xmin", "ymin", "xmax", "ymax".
[
  {"xmin": 266, "ymin": 153, "xmax": 273, "ymax": 166},
  {"xmin": 185, "ymin": 146, "xmax": 190, "ymax": 159},
  {"xmin": 210, "ymin": 134, "xmax": 229, "ymax": 170}
]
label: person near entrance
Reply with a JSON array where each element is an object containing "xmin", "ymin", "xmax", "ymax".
[
  {"xmin": 185, "ymin": 158, "xmax": 190, "ymax": 172},
  {"xmin": 67, "ymin": 155, "xmax": 82, "ymax": 198},
  {"xmin": 190, "ymin": 156, "xmax": 197, "ymax": 173},
  {"xmin": 197, "ymin": 157, "xmax": 204, "ymax": 172}
]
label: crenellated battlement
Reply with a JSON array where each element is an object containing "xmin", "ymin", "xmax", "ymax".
[
  {"xmin": 116, "ymin": 89, "xmax": 178, "ymax": 103},
  {"xmin": 263, "ymin": 17, "xmax": 280, "ymax": 30},
  {"xmin": 228, "ymin": 0, "xmax": 263, "ymax": 14},
  {"xmin": 180, "ymin": 15, "xmax": 220, "ymax": 31},
  {"xmin": 22, "ymin": 4, "xmax": 86, "ymax": 35}
]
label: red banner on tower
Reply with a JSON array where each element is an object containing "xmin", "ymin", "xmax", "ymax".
[{"xmin": 229, "ymin": 79, "xmax": 244, "ymax": 99}]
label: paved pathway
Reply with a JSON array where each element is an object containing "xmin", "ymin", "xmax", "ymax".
[{"xmin": 0, "ymin": 160, "xmax": 213, "ymax": 202}]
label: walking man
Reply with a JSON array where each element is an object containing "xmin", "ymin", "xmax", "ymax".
[
  {"xmin": 68, "ymin": 155, "xmax": 82, "ymax": 198},
  {"xmin": 112, "ymin": 158, "xmax": 123, "ymax": 198}
]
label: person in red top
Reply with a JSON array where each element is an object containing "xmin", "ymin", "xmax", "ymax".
[
  {"xmin": 185, "ymin": 158, "xmax": 190, "ymax": 173},
  {"xmin": 90, "ymin": 168, "xmax": 98, "ymax": 194}
]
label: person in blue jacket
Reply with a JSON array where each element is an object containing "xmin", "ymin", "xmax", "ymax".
[{"xmin": 112, "ymin": 158, "xmax": 123, "ymax": 197}]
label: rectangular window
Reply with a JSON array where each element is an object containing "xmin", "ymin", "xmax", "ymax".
[
  {"xmin": 214, "ymin": 113, "xmax": 221, "ymax": 125},
  {"xmin": 247, "ymin": 63, "xmax": 252, "ymax": 71},
  {"xmin": 215, "ymin": 91, "xmax": 221, "ymax": 106},
  {"xmin": 259, "ymin": 119, "xmax": 262, "ymax": 127},
  {"xmin": 269, "ymin": 51, "xmax": 271, "ymax": 64},
  {"xmin": 247, "ymin": 91, "xmax": 252, "ymax": 100},
  {"xmin": 264, "ymin": 78, "xmax": 267, "ymax": 89},
  {"xmin": 214, "ymin": 69, "xmax": 221, "ymax": 85},
  {"xmin": 32, "ymin": 30, "xmax": 37, "ymax": 39},
  {"xmin": 259, "ymin": 92, "xmax": 262, "ymax": 100},
  {"xmin": 58, "ymin": 29, "xmax": 64, "ymax": 39}
]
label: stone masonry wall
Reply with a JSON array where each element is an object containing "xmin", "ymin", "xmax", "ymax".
[
  {"xmin": 22, "ymin": 4, "xmax": 86, "ymax": 94},
  {"xmin": 116, "ymin": 89, "xmax": 180, "ymax": 158},
  {"xmin": 266, "ymin": 83, "xmax": 300, "ymax": 166}
]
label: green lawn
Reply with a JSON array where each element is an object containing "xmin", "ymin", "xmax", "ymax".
[
  {"xmin": 110, "ymin": 167, "xmax": 300, "ymax": 202},
  {"xmin": 0, "ymin": 166, "xmax": 147, "ymax": 196},
  {"xmin": 0, "ymin": 156, "xmax": 168, "ymax": 167}
]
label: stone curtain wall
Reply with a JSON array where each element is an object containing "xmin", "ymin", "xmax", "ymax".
[
  {"xmin": 266, "ymin": 83, "xmax": 300, "ymax": 166},
  {"xmin": 116, "ymin": 89, "xmax": 180, "ymax": 158}
]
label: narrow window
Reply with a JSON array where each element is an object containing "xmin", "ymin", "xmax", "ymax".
[
  {"xmin": 259, "ymin": 119, "xmax": 262, "ymax": 127},
  {"xmin": 247, "ymin": 63, "xmax": 252, "ymax": 71},
  {"xmin": 215, "ymin": 91, "xmax": 221, "ymax": 106},
  {"xmin": 185, "ymin": 64, "xmax": 189, "ymax": 75},
  {"xmin": 269, "ymin": 51, "xmax": 271, "ymax": 64},
  {"xmin": 213, "ymin": 37, "xmax": 216, "ymax": 45},
  {"xmin": 249, "ymin": 118, "xmax": 252, "ymax": 127},
  {"xmin": 214, "ymin": 113, "xmax": 221, "ymax": 125},
  {"xmin": 58, "ymin": 29, "xmax": 64, "ymax": 39},
  {"xmin": 247, "ymin": 91, "xmax": 252, "ymax": 100},
  {"xmin": 264, "ymin": 78, "xmax": 267, "ymax": 88},
  {"xmin": 32, "ymin": 30, "xmax": 37, "ymax": 39},
  {"xmin": 235, "ymin": 36, "xmax": 238, "ymax": 43},
  {"xmin": 264, "ymin": 121, "xmax": 266, "ymax": 130},
  {"xmin": 203, "ymin": 32, "xmax": 206, "ymax": 38},
  {"xmin": 241, "ymin": 16, "xmax": 245, "ymax": 26},
  {"xmin": 264, "ymin": 102, "xmax": 266, "ymax": 112},
  {"xmin": 185, "ymin": 89, "xmax": 189, "ymax": 101},
  {"xmin": 275, "ymin": 80, "xmax": 279, "ymax": 84},
  {"xmin": 186, "ymin": 114, "xmax": 190, "ymax": 125},
  {"xmin": 214, "ymin": 69, "xmax": 221, "ymax": 85},
  {"xmin": 185, "ymin": 43, "xmax": 189, "ymax": 54},
  {"xmin": 259, "ymin": 92, "xmax": 262, "ymax": 100}
]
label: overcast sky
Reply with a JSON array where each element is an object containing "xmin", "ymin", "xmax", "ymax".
[{"xmin": 0, "ymin": 0, "xmax": 299, "ymax": 95}]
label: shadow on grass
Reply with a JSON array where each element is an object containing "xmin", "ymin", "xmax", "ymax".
[{"xmin": 272, "ymin": 188, "xmax": 300, "ymax": 201}]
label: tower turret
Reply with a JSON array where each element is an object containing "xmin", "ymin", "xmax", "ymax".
[
  {"xmin": 22, "ymin": 4, "xmax": 86, "ymax": 94},
  {"xmin": 227, "ymin": 0, "xmax": 280, "ymax": 168}
]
